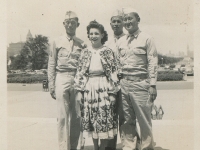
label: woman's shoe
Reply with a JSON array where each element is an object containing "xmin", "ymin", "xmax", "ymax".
[
  {"xmin": 151, "ymin": 105, "xmax": 157, "ymax": 120},
  {"xmin": 157, "ymin": 105, "xmax": 164, "ymax": 120}
]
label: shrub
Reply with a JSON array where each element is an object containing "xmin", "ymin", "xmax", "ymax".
[
  {"xmin": 157, "ymin": 70, "xmax": 183, "ymax": 81},
  {"xmin": 160, "ymin": 64, "xmax": 165, "ymax": 67},
  {"xmin": 170, "ymin": 64, "xmax": 176, "ymax": 69},
  {"xmin": 7, "ymin": 74, "xmax": 48, "ymax": 83},
  {"xmin": 7, "ymin": 70, "xmax": 184, "ymax": 83},
  {"xmin": 43, "ymin": 70, "xmax": 47, "ymax": 75}
]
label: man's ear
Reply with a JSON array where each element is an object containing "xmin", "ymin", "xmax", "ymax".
[
  {"xmin": 63, "ymin": 22, "xmax": 65, "ymax": 26},
  {"xmin": 77, "ymin": 22, "xmax": 80, "ymax": 27}
]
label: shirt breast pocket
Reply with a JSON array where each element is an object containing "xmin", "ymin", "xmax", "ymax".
[
  {"xmin": 57, "ymin": 47, "xmax": 69, "ymax": 57},
  {"xmin": 133, "ymin": 48, "xmax": 146, "ymax": 55},
  {"xmin": 132, "ymin": 48, "xmax": 147, "ymax": 63},
  {"xmin": 118, "ymin": 47, "xmax": 128, "ymax": 58}
]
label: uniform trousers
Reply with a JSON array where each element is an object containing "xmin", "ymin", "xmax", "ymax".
[
  {"xmin": 108, "ymin": 89, "xmax": 125, "ymax": 149},
  {"xmin": 120, "ymin": 78, "xmax": 154, "ymax": 150},
  {"xmin": 55, "ymin": 72, "xmax": 83, "ymax": 150}
]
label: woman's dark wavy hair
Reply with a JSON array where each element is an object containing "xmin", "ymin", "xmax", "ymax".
[{"xmin": 87, "ymin": 20, "xmax": 108, "ymax": 45}]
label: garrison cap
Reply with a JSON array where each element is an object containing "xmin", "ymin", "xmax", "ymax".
[
  {"xmin": 122, "ymin": 7, "xmax": 138, "ymax": 15},
  {"xmin": 111, "ymin": 9, "xmax": 123, "ymax": 19},
  {"xmin": 64, "ymin": 11, "xmax": 78, "ymax": 20}
]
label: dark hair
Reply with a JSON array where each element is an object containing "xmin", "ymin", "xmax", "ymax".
[
  {"xmin": 132, "ymin": 12, "xmax": 140, "ymax": 22},
  {"xmin": 74, "ymin": 17, "xmax": 79, "ymax": 23},
  {"xmin": 87, "ymin": 20, "xmax": 108, "ymax": 45}
]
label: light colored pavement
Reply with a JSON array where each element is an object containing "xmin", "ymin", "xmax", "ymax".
[
  {"xmin": 7, "ymin": 117, "xmax": 193, "ymax": 150},
  {"xmin": 7, "ymin": 82, "xmax": 194, "ymax": 150}
]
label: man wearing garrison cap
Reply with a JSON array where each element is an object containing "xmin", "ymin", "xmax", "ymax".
[
  {"xmin": 48, "ymin": 11, "xmax": 86, "ymax": 150},
  {"xmin": 108, "ymin": 9, "xmax": 125, "ymax": 47},
  {"xmin": 105, "ymin": 9, "xmax": 126, "ymax": 150},
  {"xmin": 116, "ymin": 7, "xmax": 158, "ymax": 150}
]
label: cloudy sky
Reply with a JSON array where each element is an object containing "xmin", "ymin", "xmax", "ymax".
[{"xmin": 7, "ymin": 0, "xmax": 193, "ymax": 55}]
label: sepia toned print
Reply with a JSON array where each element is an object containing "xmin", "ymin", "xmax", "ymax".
[{"xmin": 4, "ymin": 0, "xmax": 200, "ymax": 150}]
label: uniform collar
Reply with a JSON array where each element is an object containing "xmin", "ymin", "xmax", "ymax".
[
  {"xmin": 114, "ymin": 32, "xmax": 125, "ymax": 40},
  {"xmin": 66, "ymin": 34, "xmax": 75, "ymax": 41},
  {"xmin": 127, "ymin": 29, "xmax": 141, "ymax": 39}
]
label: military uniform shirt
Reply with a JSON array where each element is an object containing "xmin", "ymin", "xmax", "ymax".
[
  {"xmin": 106, "ymin": 33, "xmax": 125, "ymax": 74},
  {"xmin": 48, "ymin": 34, "xmax": 85, "ymax": 89},
  {"xmin": 106, "ymin": 33, "xmax": 125, "ymax": 54},
  {"xmin": 116, "ymin": 29, "xmax": 158, "ymax": 85}
]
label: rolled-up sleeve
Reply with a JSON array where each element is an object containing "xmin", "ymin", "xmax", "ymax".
[
  {"xmin": 146, "ymin": 37, "xmax": 158, "ymax": 85},
  {"xmin": 48, "ymin": 41, "xmax": 57, "ymax": 90}
]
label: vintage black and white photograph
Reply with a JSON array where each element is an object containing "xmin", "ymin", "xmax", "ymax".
[{"xmin": 1, "ymin": 0, "xmax": 200, "ymax": 150}]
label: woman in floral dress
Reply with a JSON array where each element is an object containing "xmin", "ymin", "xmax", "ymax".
[{"xmin": 74, "ymin": 20, "xmax": 120, "ymax": 150}]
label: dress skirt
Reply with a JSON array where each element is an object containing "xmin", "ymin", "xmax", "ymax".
[{"xmin": 80, "ymin": 75, "xmax": 118, "ymax": 139}]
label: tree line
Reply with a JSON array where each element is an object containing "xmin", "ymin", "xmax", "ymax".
[
  {"xmin": 8, "ymin": 35, "xmax": 185, "ymax": 70},
  {"xmin": 8, "ymin": 35, "xmax": 49, "ymax": 70}
]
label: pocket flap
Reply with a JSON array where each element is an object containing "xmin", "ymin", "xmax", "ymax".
[
  {"xmin": 119, "ymin": 48, "xmax": 127, "ymax": 57},
  {"xmin": 133, "ymin": 48, "xmax": 146, "ymax": 55},
  {"xmin": 58, "ymin": 47, "xmax": 69, "ymax": 57}
]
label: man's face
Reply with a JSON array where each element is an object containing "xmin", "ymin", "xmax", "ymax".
[
  {"xmin": 110, "ymin": 16, "xmax": 123, "ymax": 33},
  {"xmin": 63, "ymin": 18, "xmax": 79, "ymax": 36},
  {"xmin": 123, "ymin": 12, "xmax": 139, "ymax": 33}
]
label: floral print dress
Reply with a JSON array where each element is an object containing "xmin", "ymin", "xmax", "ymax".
[{"xmin": 74, "ymin": 46, "xmax": 120, "ymax": 139}]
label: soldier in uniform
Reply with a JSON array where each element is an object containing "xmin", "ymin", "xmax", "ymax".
[
  {"xmin": 107, "ymin": 9, "xmax": 125, "ymax": 51},
  {"xmin": 48, "ymin": 11, "xmax": 85, "ymax": 150},
  {"xmin": 116, "ymin": 8, "xmax": 158, "ymax": 150},
  {"xmin": 106, "ymin": 9, "xmax": 126, "ymax": 150}
]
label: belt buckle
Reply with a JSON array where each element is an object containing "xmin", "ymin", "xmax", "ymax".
[
  {"xmin": 134, "ymin": 76, "xmax": 141, "ymax": 82},
  {"xmin": 124, "ymin": 75, "xmax": 138, "ymax": 82},
  {"xmin": 131, "ymin": 76, "xmax": 137, "ymax": 81},
  {"xmin": 123, "ymin": 74, "xmax": 147, "ymax": 82}
]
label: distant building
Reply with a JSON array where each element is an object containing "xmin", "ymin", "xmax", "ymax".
[
  {"xmin": 7, "ymin": 30, "xmax": 33, "ymax": 58},
  {"xmin": 26, "ymin": 30, "xmax": 33, "ymax": 41},
  {"xmin": 7, "ymin": 31, "xmax": 50, "ymax": 70},
  {"xmin": 187, "ymin": 50, "xmax": 193, "ymax": 58},
  {"xmin": 166, "ymin": 50, "xmax": 174, "ymax": 57},
  {"xmin": 7, "ymin": 42, "xmax": 25, "ymax": 58},
  {"xmin": 187, "ymin": 45, "xmax": 194, "ymax": 58},
  {"xmin": 179, "ymin": 51, "xmax": 185, "ymax": 57},
  {"xmin": 178, "ymin": 51, "xmax": 185, "ymax": 57}
]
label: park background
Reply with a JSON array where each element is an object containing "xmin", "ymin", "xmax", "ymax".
[
  {"xmin": 6, "ymin": 0, "xmax": 194, "ymax": 82},
  {"xmin": 1, "ymin": 0, "xmax": 200, "ymax": 150}
]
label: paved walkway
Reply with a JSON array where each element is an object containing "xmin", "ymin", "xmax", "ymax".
[
  {"xmin": 7, "ymin": 83, "xmax": 194, "ymax": 150},
  {"xmin": 7, "ymin": 117, "xmax": 193, "ymax": 150}
]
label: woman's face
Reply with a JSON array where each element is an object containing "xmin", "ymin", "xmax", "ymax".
[{"xmin": 89, "ymin": 28, "xmax": 103, "ymax": 45}]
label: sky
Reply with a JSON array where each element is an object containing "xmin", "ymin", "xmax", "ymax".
[{"xmin": 7, "ymin": 0, "xmax": 194, "ymax": 55}]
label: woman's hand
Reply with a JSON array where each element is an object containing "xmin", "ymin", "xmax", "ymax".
[{"xmin": 117, "ymin": 73, "xmax": 123, "ymax": 80}]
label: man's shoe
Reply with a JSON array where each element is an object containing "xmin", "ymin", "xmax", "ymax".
[{"xmin": 105, "ymin": 147, "xmax": 116, "ymax": 150}]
